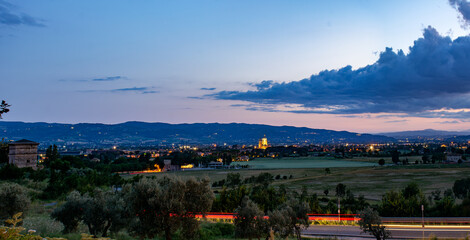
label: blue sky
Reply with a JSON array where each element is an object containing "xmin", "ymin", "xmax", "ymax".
[{"xmin": 1, "ymin": 0, "xmax": 470, "ymax": 133}]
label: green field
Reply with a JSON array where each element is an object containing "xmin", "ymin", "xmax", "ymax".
[
  {"xmin": 129, "ymin": 157, "xmax": 470, "ymax": 203},
  {"xmin": 231, "ymin": 157, "xmax": 376, "ymax": 169}
]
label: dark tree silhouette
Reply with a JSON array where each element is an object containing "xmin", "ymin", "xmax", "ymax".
[
  {"xmin": 0, "ymin": 100, "xmax": 10, "ymax": 118},
  {"xmin": 358, "ymin": 207, "xmax": 391, "ymax": 240},
  {"xmin": 378, "ymin": 159, "xmax": 385, "ymax": 166}
]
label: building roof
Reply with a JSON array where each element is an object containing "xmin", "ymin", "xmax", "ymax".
[{"xmin": 9, "ymin": 139, "xmax": 39, "ymax": 145}]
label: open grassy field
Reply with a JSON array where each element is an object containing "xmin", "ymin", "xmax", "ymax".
[
  {"xmin": 230, "ymin": 157, "xmax": 376, "ymax": 169},
  {"xmin": 129, "ymin": 156, "xmax": 470, "ymax": 203}
]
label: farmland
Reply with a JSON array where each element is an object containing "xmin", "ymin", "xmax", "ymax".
[
  {"xmin": 132, "ymin": 156, "xmax": 470, "ymax": 203},
  {"xmin": 230, "ymin": 157, "xmax": 376, "ymax": 169}
]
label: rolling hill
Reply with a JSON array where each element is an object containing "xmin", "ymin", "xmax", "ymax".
[{"xmin": 0, "ymin": 121, "xmax": 395, "ymax": 147}]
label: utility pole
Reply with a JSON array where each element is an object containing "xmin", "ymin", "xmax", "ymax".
[
  {"xmin": 338, "ymin": 197, "xmax": 341, "ymax": 222},
  {"xmin": 421, "ymin": 204, "xmax": 425, "ymax": 240}
]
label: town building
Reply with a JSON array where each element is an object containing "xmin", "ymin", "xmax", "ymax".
[
  {"xmin": 208, "ymin": 161, "xmax": 224, "ymax": 169},
  {"xmin": 163, "ymin": 159, "xmax": 181, "ymax": 171},
  {"xmin": 258, "ymin": 135, "xmax": 269, "ymax": 149},
  {"xmin": 8, "ymin": 139, "xmax": 39, "ymax": 169},
  {"xmin": 446, "ymin": 153, "xmax": 462, "ymax": 163}
]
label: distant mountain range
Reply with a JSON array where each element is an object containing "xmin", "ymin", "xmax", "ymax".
[
  {"xmin": 379, "ymin": 129, "xmax": 470, "ymax": 140},
  {"xmin": 0, "ymin": 121, "xmax": 395, "ymax": 147}
]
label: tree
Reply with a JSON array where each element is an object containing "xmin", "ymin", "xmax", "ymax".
[
  {"xmin": 234, "ymin": 196, "xmax": 266, "ymax": 240},
  {"xmin": 0, "ymin": 183, "xmax": 31, "ymax": 222},
  {"xmin": 53, "ymin": 188, "xmax": 128, "ymax": 237},
  {"xmin": 402, "ymin": 183, "xmax": 420, "ymax": 199},
  {"xmin": 0, "ymin": 139, "xmax": 8, "ymax": 164},
  {"xmin": 268, "ymin": 199, "xmax": 310, "ymax": 240},
  {"xmin": 81, "ymin": 189, "xmax": 127, "ymax": 237},
  {"xmin": 128, "ymin": 176, "xmax": 214, "ymax": 240},
  {"xmin": 0, "ymin": 100, "xmax": 10, "ymax": 119},
  {"xmin": 358, "ymin": 207, "xmax": 391, "ymax": 240},
  {"xmin": 432, "ymin": 153, "xmax": 445, "ymax": 163},
  {"xmin": 268, "ymin": 210, "xmax": 291, "ymax": 239},
  {"xmin": 0, "ymin": 164, "xmax": 24, "ymax": 180},
  {"xmin": 422, "ymin": 155, "xmax": 429, "ymax": 164},
  {"xmin": 453, "ymin": 177, "xmax": 470, "ymax": 199},
  {"xmin": 391, "ymin": 150, "xmax": 400, "ymax": 164},
  {"xmin": 44, "ymin": 145, "xmax": 60, "ymax": 168},
  {"xmin": 51, "ymin": 191, "xmax": 85, "ymax": 233},
  {"xmin": 378, "ymin": 159, "xmax": 385, "ymax": 166},
  {"xmin": 379, "ymin": 183, "xmax": 427, "ymax": 217},
  {"xmin": 324, "ymin": 189, "xmax": 329, "ymax": 196},
  {"xmin": 226, "ymin": 173, "xmax": 242, "ymax": 187},
  {"xmin": 335, "ymin": 183, "xmax": 346, "ymax": 198},
  {"xmin": 256, "ymin": 172, "xmax": 273, "ymax": 186},
  {"xmin": 325, "ymin": 168, "xmax": 331, "ymax": 174}
]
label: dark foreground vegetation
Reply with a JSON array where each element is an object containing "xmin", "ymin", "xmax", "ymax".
[{"xmin": 2, "ymin": 146, "xmax": 470, "ymax": 239}]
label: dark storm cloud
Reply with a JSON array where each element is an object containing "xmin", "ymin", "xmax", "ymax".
[
  {"xmin": 0, "ymin": 0, "xmax": 44, "ymax": 27},
  {"xmin": 211, "ymin": 27, "xmax": 470, "ymax": 117},
  {"xmin": 449, "ymin": 0, "xmax": 470, "ymax": 24},
  {"xmin": 249, "ymin": 80, "xmax": 274, "ymax": 90}
]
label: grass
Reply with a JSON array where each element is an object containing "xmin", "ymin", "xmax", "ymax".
[
  {"xmin": 231, "ymin": 157, "xmax": 376, "ymax": 169},
  {"xmin": 128, "ymin": 157, "xmax": 470, "ymax": 203}
]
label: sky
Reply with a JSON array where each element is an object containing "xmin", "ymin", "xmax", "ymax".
[{"xmin": 1, "ymin": 0, "xmax": 470, "ymax": 133}]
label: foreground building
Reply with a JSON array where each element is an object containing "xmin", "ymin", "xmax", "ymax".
[{"xmin": 8, "ymin": 139, "xmax": 39, "ymax": 169}]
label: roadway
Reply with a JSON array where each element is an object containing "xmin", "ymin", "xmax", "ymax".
[{"xmin": 303, "ymin": 225, "xmax": 470, "ymax": 239}]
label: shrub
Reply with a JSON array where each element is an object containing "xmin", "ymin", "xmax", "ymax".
[
  {"xmin": 378, "ymin": 159, "xmax": 385, "ymax": 166},
  {"xmin": 0, "ymin": 213, "xmax": 42, "ymax": 240},
  {"xmin": 0, "ymin": 164, "xmax": 24, "ymax": 180},
  {"xmin": 0, "ymin": 183, "xmax": 31, "ymax": 222}
]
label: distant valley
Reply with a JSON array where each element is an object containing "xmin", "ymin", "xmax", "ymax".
[{"xmin": 0, "ymin": 121, "xmax": 395, "ymax": 147}]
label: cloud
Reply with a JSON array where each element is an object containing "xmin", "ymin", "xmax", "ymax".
[
  {"xmin": 436, "ymin": 120, "xmax": 461, "ymax": 124},
  {"xmin": 449, "ymin": 0, "xmax": 470, "ymax": 25},
  {"xmin": 59, "ymin": 76, "xmax": 128, "ymax": 82},
  {"xmin": 385, "ymin": 120, "xmax": 408, "ymax": 123},
  {"xmin": 93, "ymin": 76, "xmax": 126, "ymax": 82},
  {"xmin": 112, "ymin": 87, "xmax": 157, "ymax": 94},
  {"xmin": 200, "ymin": 87, "xmax": 216, "ymax": 91},
  {"xmin": 0, "ymin": 0, "xmax": 45, "ymax": 27},
  {"xmin": 249, "ymin": 80, "xmax": 274, "ymax": 90},
  {"xmin": 81, "ymin": 86, "xmax": 158, "ymax": 94},
  {"xmin": 211, "ymin": 27, "xmax": 470, "ymax": 119}
]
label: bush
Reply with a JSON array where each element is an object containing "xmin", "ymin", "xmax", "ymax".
[
  {"xmin": 213, "ymin": 223, "xmax": 234, "ymax": 236},
  {"xmin": 51, "ymin": 191, "xmax": 85, "ymax": 233},
  {"xmin": 199, "ymin": 223, "xmax": 235, "ymax": 240},
  {"xmin": 0, "ymin": 213, "xmax": 42, "ymax": 240},
  {"xmin": 52, "ymin": 189, "xmax": 127, "ymax": 237},
  {"xmin": 378, "ymin": 159, "xmax": 385, "ymax": 166},
  {"xmin": 0, "ymin": 164, "xmax": 24, "ymax": 180},
  {"xmin": 0, "ymin": 183, "xmax": 31, "ymax": 222}
]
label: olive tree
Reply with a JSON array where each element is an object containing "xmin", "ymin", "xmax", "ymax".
[
  {"xmin": 0, "ymin": 183, "xmax": 31, "ymax": 222},
  {"xmin": 127, "ymin": 176, "xmax": 214, "ymax": 240},
  {"xmin": 268, "ymin": 199, "xmax": 310, "ymax": 240},
  {"xmin": 81, "ymin": 189, "xmax": 127, "ymax": 237},
  {"xmin": 51, "ymin": 191, "xmax": 85, "ymax": 233},
  {"xmin": 234, "ymin": 196, "xmax": 266, "ymax": 240},
  {"xmin": 52, "ymin": 189, "xmax": 127, "ymax": 236},
  {"xmin": 358, "ymin": 207, "xmax": 391, "ymax": 240}
]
